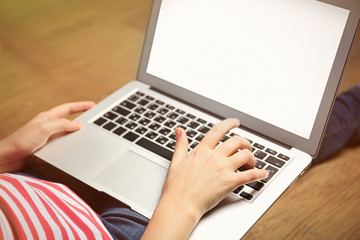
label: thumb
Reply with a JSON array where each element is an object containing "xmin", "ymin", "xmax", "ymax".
[
  {"xmin": 31, "ymin": 119, "xmax": 82, "ymax": 152},
  {"xmin": 170, "ymin": 128, "xmax": 189, "ymax": 167}
]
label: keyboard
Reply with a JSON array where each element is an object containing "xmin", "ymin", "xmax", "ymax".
[{"xmin": 92, "ymin": 90, "xmax": 292, "ymax": 202}]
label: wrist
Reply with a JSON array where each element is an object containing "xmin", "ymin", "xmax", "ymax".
[
  {"xmin": 159, "ymin": 192, "xmax": 203, "ymax": 225},
  {"xmin": 0, "ymin": 136, "xmax": 28, "ymax": 173},
  {"xmin": 142, "ymin": 193, "xmax": 203, "ymax": 240}
]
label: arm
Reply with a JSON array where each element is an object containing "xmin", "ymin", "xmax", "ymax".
[
  {"xmin": 142, "ymin": 119, "xmax": 269, "ymax": 240},
  {"xmin": 0, "ymin": 101, "xmax": 95, "ymax": 173}
]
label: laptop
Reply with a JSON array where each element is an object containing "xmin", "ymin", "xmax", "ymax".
[{"xmin": 35, "ymin": 0, "xmax": 360, "ymax": 239}]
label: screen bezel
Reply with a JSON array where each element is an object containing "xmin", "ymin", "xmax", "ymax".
[{"xmin": 137, "ymin": 0, "xmax": 360, "ymax": 157}]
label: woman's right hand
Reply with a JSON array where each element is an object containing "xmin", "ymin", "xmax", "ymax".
[{"xmin": 142, "ymin": 118, "xmax": 268, "ymax": 240}]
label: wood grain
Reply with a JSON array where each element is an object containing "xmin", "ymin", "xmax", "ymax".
[{"xmin": 0, "ymin": 1, "xmax": 359, "ymax": 239}]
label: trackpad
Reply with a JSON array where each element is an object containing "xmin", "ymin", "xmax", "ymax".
[{"xmin": 94, "ymin": 150, "xmax": 167, "ymax": 213}]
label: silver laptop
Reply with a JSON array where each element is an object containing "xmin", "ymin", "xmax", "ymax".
[{"xmin": 35, "ymin": 0, "xmax": 360, "ymax": 239}]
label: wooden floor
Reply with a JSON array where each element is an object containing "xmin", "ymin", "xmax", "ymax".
[{"xmin": 1, "ymin": 1, "xmax": 359, "ymax": 239}]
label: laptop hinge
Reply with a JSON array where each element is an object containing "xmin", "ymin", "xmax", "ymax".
[{"xmin": 150, "ymin": 87, "xmax": 292, "ymax": 150}]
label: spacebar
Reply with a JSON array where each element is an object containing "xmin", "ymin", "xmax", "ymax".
[{"xmin": 136, "ymin": 138, "xmax": 174, "ymax": 161}]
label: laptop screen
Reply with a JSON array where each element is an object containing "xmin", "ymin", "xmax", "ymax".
[{"xmin": 146, "ymin": 0, "xmax": 349, "ymax": 140}]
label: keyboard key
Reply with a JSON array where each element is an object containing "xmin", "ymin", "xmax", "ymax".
[
  {"xmin": 220, "ymin": 135, "xmax": 230, "ymax": 142},
  {"xmin": 176, "ymin": 125, "xmax": 187, "ymax": 130},
  {"xmin": 120, "ymin": 100, "xmax": 136, "ymax": 110},
  {"xmin": 164, "ymin": 120, "xmax": 176, "ymax": 128},
  {"xmin": 167, "ymin": 112, "xmax": 179, "ymax": 119},
  {"xmin": 187, "ymin": 121, "xmax": 200, "ymax": 129},
  {"xmin": 240, "ymin": 192, "xmax": 253, "ymax": 200},
  {"xmin": 157, "ymin": 107, "xmax": 169, "ymax": 115},
  {"xmin": 156, "ymin": 136, "xmax": 169, "ymax": 145},
  {"xmin": 128, "ymin": 94, "xmax": 140, "ymax": 102},
  {"xmin": 186, "ymin": 129, "xmax": 197, "ymax": 138},
  {"xmin": 159, "ymin": 127, "xmax": 171, "ymax": 136},
  {"xmin": 113, "ymin": 106, "xmax": 131, "ymax": 116},
  {"xmin": 177, "ymin": 117, "xmax": 189, "ymax": 124},
  {"xmin": 138, "ymin": 118, "xmax": 151, "ymax": 126},
  {"xmin": 144, "ymin": 111, "xmax": 156, "ymax": 119},
  {"xmin": 190, "ymin": 142, "xmax": 199, "ymax": 149},
  {"xmin": 265, "ymin": 148, "xmax": 277, "ymax": 155},
  {"xmin": 138, "ymin": 99, "xmax": 149, "ymax": 106},
  {"xmin": 135, "ymin": 126, "xmax": 148, "ymax": 135},
  {"xmin": 136, "ymin": 91, "xmax": 145, "ymax": 96},
  {"xmin": 94, "ymin": 117, "xmax": 107, "ymax": 126},
  {"xmin": 149, "ymin": 123, "xmax": 161, "ymax": 131},
  {"xmin": 237, "ymin": 165, "xmax": 247, "ymax": 172},
  {"xmin": 113, "ymin": 126, "xmax": 127, "ymax": 136},
  {"xmin": 207, "ymin": 123, "xmax": 215, "ymax": 128},
  {"xmin": 254, "ymin": 150, "xmax": 267, "ymax": 160},
  {"xmin": 169, "ymin": 132, "xmax": 176, "ymax": 140},
  {"xmin": 278, "ymin": 153, "xmax": 290, "ymax": 161},
  {"xmin": 104, "ymin": 111, "xmax": 118, "ymax": 120},
  {"xmin": 196, "ymin": 118, "xmax": 207, "ymax": 124},
  {"xmin": 186, "ymin": 113, "xmax": 196, "ymax": 119},
  {"xmin": 147, "ymin": 103, "xmax": 159, "ymax": 110},
  {"xmin": 116, "ymin": 117, "xmax": 127, "ymax": 125},
  {"xmin": 134, "ymin": 106, "xmax": 146, "ymax": 114},
  {"xmin": 253, "ymin": 143, "xmax": 265, "ymax": 150},
  {"xmin": 255, "ymin": 160, "xmax": 266, "ymax": 169},
  {"xmin": 145, "ymin": 131, "xmax": 158, "ymax": 140},
  {"xmin": 103, "ymin": 122, "xmax": 117, "ymax": 131},
  {"xmin": 262, "ymin": 166, "xmax": 278, "ymax": 183},
  {"xmin": 154, "ymin": 115, "xmax": 166, "ymax": 123},
  {"xmin": 265, "ymin": 156, "xmax": 285, "ymax": 168},
  {"xmin": 123, "ymin": 132, "xmax": 140, "ymax": 142},
  {"xmin": 198, "ymin": 126, "xmax": 210, "ymax": 134},
  {"xmin": 246, "ymin": 181, "xmax": 264, "ymax": 191},
  {"xmin": 233, "ymin": 185, "xmax": 244, "ymax": 194},
  {"xmin": 128, "ymin": 113, "xmax": 141, "ymax": 121},
  {"xmin": 125, "ymin": 122, "xmax": 137, "ymax": 130},
  {"xmin": 176, "ymin": 109, "xmax": 185, "ymax": 115},
  {"xmin": 166, "ymin": 141, "xmax": 176, "ymax": 150},
  {"xmin": 195, "ymin": 134, "xmax": 205, "ymax": 142},
  {"xmin": 155, "ymin": 100, "xmax": 165, "ymax": 105},
  {"xmin": 165, "ymin": 104, "xmax": 175, "ymax": 110},
  {"xmin": 136, "ymin": 138, "xmax": 173, "ymax": 161},
  {"xmin": 145, "ymin": 95, "xmax": 155, "ymax": 101}
]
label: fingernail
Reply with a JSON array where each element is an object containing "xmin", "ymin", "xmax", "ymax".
[
  {"xmin": 175, "ymin": 128, "xmax": 182, "ymax": 139},
  {"xmin": 73, "ymin": 121, "xmax": 82, "ymax": 128}
]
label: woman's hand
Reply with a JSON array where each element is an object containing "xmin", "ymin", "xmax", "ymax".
[
  {"xmin": 0, "ymin": 101, "xmax": 95, "ymax": 173},
  {"xmin": 142, "ymin": 118, "xmax": 268, "ymax": 240}
]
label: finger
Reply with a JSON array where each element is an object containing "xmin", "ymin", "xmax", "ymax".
[
  {"xmin": 170, "ymin": 128, "xmax": 189, "ymax": 167},
  {"xmin": 201, "ymin": 118, "xmax": 240, "ymax": 149},
  {"xmin": 216, "ymin": 135, "xmax": 251, "ymax": 156},
  {"xmin": 233, "ymin": 169, "xmax": 269, "ymax": 186},
  {"xmin": 34, "ymin": 101, "xmax": 95, "ymax": 121},
  {"xmin": 38, "ymin": 119, "xmax": 82, "ymax": 137},
  {"xmin": 229, "ymin": 148, "xmax": 256, "ymax": 170}
]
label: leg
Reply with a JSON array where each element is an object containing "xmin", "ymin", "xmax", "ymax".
[
  {"xmin": 313, "ymin": 84, "xmax": 360, "ymax": 165},
  {"xmin": 97, "ymin": 197, "xmax": 149, "ymax": 240}
]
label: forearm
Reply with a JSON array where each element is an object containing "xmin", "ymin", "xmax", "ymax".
[
  {"xmin": 141, "ymin": 195, "xmax": 202, "ymax": 240},
  {"xmin": 0, "ymin": 136, "xmax": 30, "ymax": 173}
]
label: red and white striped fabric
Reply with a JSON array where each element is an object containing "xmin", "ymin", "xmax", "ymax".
[{"xmin": 0, "ymin": 173, "xmax": 113, "ymax": 240}]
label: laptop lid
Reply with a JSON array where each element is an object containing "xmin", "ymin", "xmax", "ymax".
[{"xmin": 137, "ymin": 0, "xmax": 360, "ymax": 157}]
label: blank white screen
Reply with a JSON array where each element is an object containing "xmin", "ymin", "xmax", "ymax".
[{"xmin": 147, "ymin": 0, "xmax": 349, "ymax": 139}]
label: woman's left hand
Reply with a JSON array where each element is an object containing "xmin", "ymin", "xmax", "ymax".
[{"xmin": 0, "ymin": 101, "xmax": 95, "ymax": 173}]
